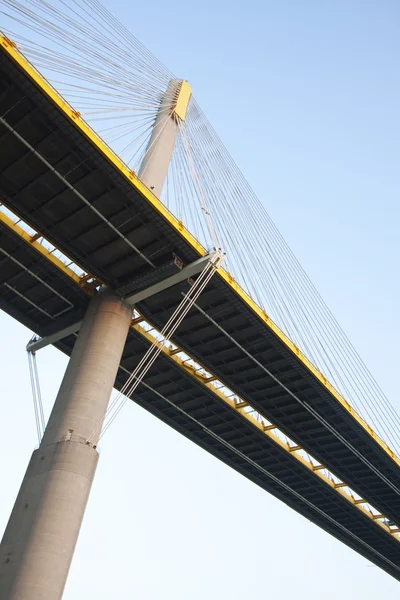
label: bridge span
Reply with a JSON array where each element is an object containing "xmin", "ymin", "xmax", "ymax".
[{"xmin": 1, "ymin": 26, "xmax": 400, "ymax": 596}]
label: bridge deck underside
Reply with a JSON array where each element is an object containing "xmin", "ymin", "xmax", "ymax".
[{"xmin": 1, "ymin": 45, "xmax": 400, "ymax": 578}]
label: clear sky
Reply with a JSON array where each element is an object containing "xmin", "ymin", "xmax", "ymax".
[{"xmin": 1, "ymin": 0, "xmax": 400, "ymax": 597}]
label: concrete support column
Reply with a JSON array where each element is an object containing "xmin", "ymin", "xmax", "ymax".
[{"xmin": 0, "ymin": 288, "xmax": 132, "ymax": 600}]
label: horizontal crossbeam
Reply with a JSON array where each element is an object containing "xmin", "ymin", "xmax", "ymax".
[
  {"xmin": 123, "ymin": 252, "xmax": 217, "ymax": 305},
  {"xmin": 26, "ymin": 253, "xmax": 217, "ymax": 353},
  {"xmin": 26, "ymin": 321, "xmax": 82, "ymax": 353}
]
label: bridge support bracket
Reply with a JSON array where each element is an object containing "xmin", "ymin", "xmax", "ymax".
[{"xmin": 26, "ymin": 252, "xmax": 217, "ymax": 354}]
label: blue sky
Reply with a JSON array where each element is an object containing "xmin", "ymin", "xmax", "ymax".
[{"xmin": 1, "ymin": 0, "xmax": 400, "ymax": 597}]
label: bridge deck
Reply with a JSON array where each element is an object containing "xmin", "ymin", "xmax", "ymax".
[{"xmin": 1, "ymin": 36, "xmax": 400, "ymax": 578}]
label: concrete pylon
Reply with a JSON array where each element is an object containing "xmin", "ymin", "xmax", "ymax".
[
  {"xmin": 0, "ymin": 289, "xmax": 132, "ymax": 599},
  {"xmin": 139, "ymin": 79, "xmax": 192, "ymax": 197},
  {"xmin": 0, "ymin": 76, "xmax": 192, "ymax": 600}
]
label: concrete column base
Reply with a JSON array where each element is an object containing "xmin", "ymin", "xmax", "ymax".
[
  {"xmin": 0, "ymin": 288, "xmax": 132, "ymax": 599},
  {"xmin": 0, "ymin": 442, "xmax": 98, "ymax": 600}
]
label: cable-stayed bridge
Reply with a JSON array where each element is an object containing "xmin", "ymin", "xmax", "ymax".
[{"xmin": 0, "ymin": 1, "xmax": 400, "ymax": 597}]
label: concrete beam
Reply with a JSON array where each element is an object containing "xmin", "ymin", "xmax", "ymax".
[
  {"xmin": 123, "ymin": 252, "xmax": 215, "ymax": 305},
  {"xmin": 26, "ymin": 253, "xmax": 215, "ymax": 353},
  {"xmin": 26, "ymin": 321, "xmax": 82, "ymax": 353}
]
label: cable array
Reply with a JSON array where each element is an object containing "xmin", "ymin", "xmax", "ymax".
[
  {"xmin": 2, "ymin": 0, "xmax": 400, "ymax": 454},
  {"xmin": 1, "ymin": 0, "xmax": 173, "ymax": 171},
  {"xmin": 179, "ymin": 99, "xmax": 400, "ymax": 455}
]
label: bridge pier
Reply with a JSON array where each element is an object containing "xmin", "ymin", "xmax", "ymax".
[
  {"xmin": 0, "ymin": 289, "xmax": 132, "ymax": 600},
  {"xmin": 0, "ymin": 75, "xmax": 192, "ymax": 599}
]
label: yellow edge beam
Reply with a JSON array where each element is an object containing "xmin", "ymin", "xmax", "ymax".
[
  {"xmin": 3, "ymin": 211, "xmax": 399, "ymax": 543},
  {"xmin": 0, "ymin": 207, "xmax": 95, "ymax": 293},
  {"xmin": 0, "ymin": 34, "xmax": 398, "ymax": 467},
  {"xmin": 132, "ymin": 322, "xmax": 400, "ymax": 543}
]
